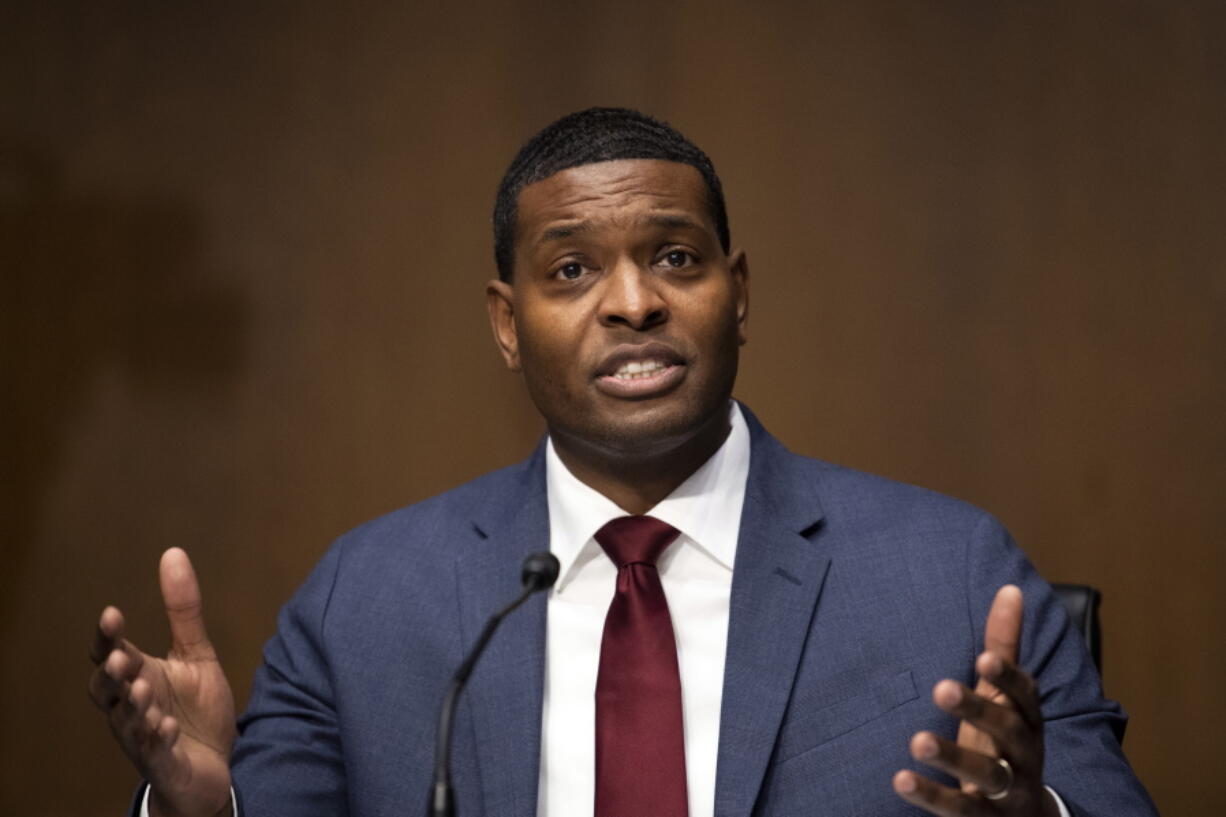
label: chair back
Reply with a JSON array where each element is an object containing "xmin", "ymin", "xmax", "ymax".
[{"xmin": 1050, "ymin": 583, "xmax": 1102, "ymax": 674}]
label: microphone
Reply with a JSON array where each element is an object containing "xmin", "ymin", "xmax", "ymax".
[{"xmin": 429, "ymin": 551, "xmax": 560, "ymax": 817}]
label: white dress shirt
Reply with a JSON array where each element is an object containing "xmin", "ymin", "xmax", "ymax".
[{"xmin": 538, "ymin": 402, "xmax": 750, "ymax": 817}]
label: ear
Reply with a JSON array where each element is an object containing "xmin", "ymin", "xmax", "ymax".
[
  {"xmin": 486, "ymin": 278, "xmax": 522, "ymax": 371},
  {"xmin": 729, "ymin": 249, "xmax": 749, "ymax": 346}
]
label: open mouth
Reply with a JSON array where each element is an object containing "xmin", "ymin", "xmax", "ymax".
[
  {"xmin": 594, "ymin": 344, "xmax": 687, "ymax": 399},
  {"xmin": 609, "ymin": 358, "xmax": 672, "ymax": 380}
]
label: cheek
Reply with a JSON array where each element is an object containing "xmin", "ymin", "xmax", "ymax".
[
  {"xmin": 515, "ymin": 311, "xmax": 589, "ymax": 392},
  {"xmin": 687, "ymin": 290, "xmax": 742, "ymax": 353}
]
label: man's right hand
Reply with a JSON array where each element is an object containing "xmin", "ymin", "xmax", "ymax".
[{"xmin": 89, "ymin": 548, "xmax": 237, "ymax": 817}]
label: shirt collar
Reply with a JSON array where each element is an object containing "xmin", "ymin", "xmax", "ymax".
[{"xmin": 545, "ymin": 402, "xmax": 751, "ymax": 591}]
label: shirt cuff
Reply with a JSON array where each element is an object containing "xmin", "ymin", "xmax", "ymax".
[
  {"xmin": 1046, "ymin": 785, "xmax": 1072, "ymax": 817},
  {"xmin": 139, "ymin": 785, "xmax": 238, "ymax": 817}
]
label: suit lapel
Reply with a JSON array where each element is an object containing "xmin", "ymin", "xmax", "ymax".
[
  {"xmin": 715, "ymin": 411, "xmax": 830, "ymax": 817},
  {"xmin": 456, "ymin": 446, "xmax": 550, "ymax": 817}
]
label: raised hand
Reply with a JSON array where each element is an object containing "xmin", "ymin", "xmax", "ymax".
[
  {"xmin": 88, "ymin": 548, "xmax": 237, "ymax": 817},
  {"xmin": 893, "ymin": 585, "xmax": 1061, "ymax": 817}
]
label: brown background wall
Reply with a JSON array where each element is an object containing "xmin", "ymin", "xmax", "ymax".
[{"xmin": 2, "ymin": 1, "xmax": 1222, "ymax": 814}]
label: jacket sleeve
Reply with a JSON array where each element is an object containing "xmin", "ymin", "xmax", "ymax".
[
  {"xmin": 965, "ymin": 514, "xmax": 1159, "ymax": 816},
  {"xmin": 228, "ymin": 543, "xmax": 348, "ymax": 817}
]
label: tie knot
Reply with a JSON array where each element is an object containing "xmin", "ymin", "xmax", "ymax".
[{"xmin": 594, "ymin": 515, "xmax": 680, "ymax": 568}]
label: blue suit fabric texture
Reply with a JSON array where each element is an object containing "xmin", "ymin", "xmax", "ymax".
[{"xmin": 209, "ymin": 407, "xmax": 1156, "ymax": 817}]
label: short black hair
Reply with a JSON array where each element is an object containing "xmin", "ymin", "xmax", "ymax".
[{"xmin": 493, "ymin": 107, "xmax": 730, "ymax": 282}]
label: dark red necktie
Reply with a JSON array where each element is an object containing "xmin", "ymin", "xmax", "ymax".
[{"xmin": 593, "ymin": 515, "xmax": 689, "ymax": 817}]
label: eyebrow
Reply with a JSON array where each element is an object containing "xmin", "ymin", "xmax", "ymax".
[
  {"xmin": 536, "ymin": 214, "xmax": 704, "ymax": 245},
  {"xmin": 644, "ymin": 213, "xmax": 704, "ymax": 232},
  {"xmin": 539, "ymin": 222, "xmax": 591, "ymax": 244}
]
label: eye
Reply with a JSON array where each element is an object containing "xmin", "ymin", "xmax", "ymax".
[
  {"xmin": 556, "ymin": 262, "xmax": 585, "ymax": 280},
  {"xmin": 659, "ymin": 249, "xmax": 696, "ymax": 269}
]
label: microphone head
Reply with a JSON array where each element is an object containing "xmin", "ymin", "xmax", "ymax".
[{"xmin": 521, "ymin": 552, "xmax": 560, "ymax": 592}]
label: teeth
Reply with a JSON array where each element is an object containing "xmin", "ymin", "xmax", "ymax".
[{"xmin": 612, "ymin": 359, "xmax": 668, "ymax": 380}]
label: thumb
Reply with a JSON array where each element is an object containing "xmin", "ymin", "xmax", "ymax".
[
  {"xmin": 159, "ymin": 547, "xmax": 215, "ymax": 660},
  {"xmin": 983, "ymin": 584, "xmax": 1023, "ymax": 664}
]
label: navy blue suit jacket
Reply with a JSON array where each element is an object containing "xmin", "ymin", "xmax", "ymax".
[{"xmin": 217, "ymin": 407, "xmax": 1156, "ymax": 816}]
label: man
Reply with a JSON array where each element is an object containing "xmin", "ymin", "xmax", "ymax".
[{"xmin": 90, "ymin": 108, "xmax": 1157, "ymax": 816}]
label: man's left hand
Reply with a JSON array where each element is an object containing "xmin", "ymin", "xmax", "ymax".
[{"xmin": 893, "ymin": 585, "xmax": 1061, "ymax": 817}]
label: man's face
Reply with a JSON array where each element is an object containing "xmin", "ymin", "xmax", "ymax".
[{"xmin": 487, "ymin": 159, "xmax": 748, "ymax": 457}]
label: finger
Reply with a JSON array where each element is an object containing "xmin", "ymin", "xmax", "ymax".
[
  {"xmin": 143, "ymin": 716, "xmax": 186, "ymax": 785},
  {"xmin": 983, "ymin": 585, "xmax": 1023, "ymax": 665},
  {"xmin": 157, "ymin": 714, "xmax": 180, "ymax": 747},
  {"xmin": 911, "ymin": 731, "xmax": 1012, "ymax": 794},
  {"xmin": 976, "ymin": 651, "xmax": 1042, "ymax": 731},
  {"xmin": 108, "ymin": 693, "xmax": 174, "ymax": 758},
  {"xmin": 159, "ymin": 547, "xmax": 214, "ymax": 660},
  {"xmin": 103, "ymin": 642, "xmax": 145, "ymax": 683},
  {"xmin": 108, "ymin": 690, "xmax": 145, "ymax": 744},
  {"xmin": 88, "ymin": 664, "xmax": 125, "ymax": 711},
  {"xmin": 91, "ymin": 606, "xmax": 125, "ymax": 664},
  {"xmin": 129, "ymin": 677, "xmax": 154, "ymax": 719},
  {"xmin": 145, "ymin": 702, "xmax": 165, "ymax": 735},
  {"xmin": 893, "ymin": 769, "xmax": 984, "ymax": 817},
  {"xmin": 934, "ymin": 680, "xmax": 1025, "ymax": 750}
]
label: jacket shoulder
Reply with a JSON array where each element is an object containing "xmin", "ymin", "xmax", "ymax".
[
  {"xmin": 804, "ymin": 455, "xmax": 994, "ymax": 530},
  {"xmin": 330, "ymin": 446, "xmax": 544, "ymax": 560},
  {"xmin": 741, "ymin": 402, "xmax": 994, "ymax": 536}
]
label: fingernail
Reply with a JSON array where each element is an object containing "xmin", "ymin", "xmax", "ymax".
[
  {"xmin": 917, "ymin": 738, "xmax": 937, "ymax": 759},
  {"xmin": 896, "ymin": 773, "xmax": 916, "ymax": 793}
]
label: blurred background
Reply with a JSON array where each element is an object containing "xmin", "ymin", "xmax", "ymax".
[{"xmin": 2, "ymin": 1, "xmax": 1222, "ymax": 814}]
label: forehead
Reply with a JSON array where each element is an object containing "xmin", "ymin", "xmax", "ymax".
[{"xmin": 515, "ymin": 159, "xmax": 713, "ymax": 240}]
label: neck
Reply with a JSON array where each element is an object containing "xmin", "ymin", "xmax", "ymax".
[{"xmin": 550, "ymin": 408, "xmax": 732, "ymax": 515}]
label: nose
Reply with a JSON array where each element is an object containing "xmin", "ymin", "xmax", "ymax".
[{"xmin": 598, "ymin": 259, "xmax": 668, "ymax": 331}]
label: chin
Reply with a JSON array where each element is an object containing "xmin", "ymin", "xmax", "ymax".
[{"xmin": 582, "ymin": 397, "xmax": 725, "ymax": 455}]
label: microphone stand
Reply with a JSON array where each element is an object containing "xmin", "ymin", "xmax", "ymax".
[{"xmin": 429, "ymin": 553, "xmax": 559, "ymax": 817}]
